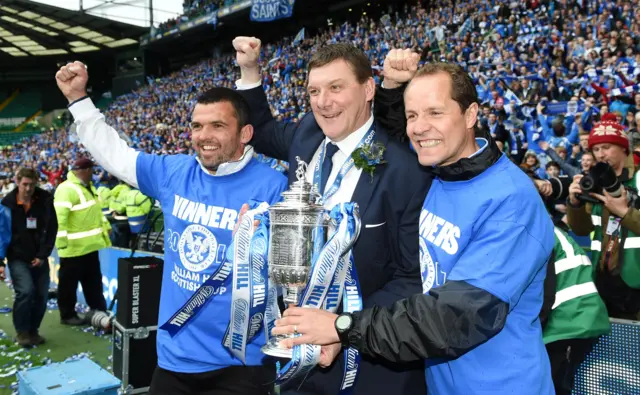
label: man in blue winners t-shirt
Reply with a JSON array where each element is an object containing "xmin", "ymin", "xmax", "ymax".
[
  {"xmin": 274, "ymin": 62, "xmax": 555, "ymax": 394},
  {"xmin": 56, "ymin": 61, "xmax": 287, "ymax": 395}
]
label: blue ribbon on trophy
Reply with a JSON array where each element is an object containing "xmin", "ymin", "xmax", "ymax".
[
  {"xmin": 273, "ymin": 203, "xmax": 362, "ymax": 388},
  {"xmin": 222, "ymin": 202, "xmax": 271, "ymax": 363},
  {"xmin": 333, "ymin": 206, "xmax": 362, "ymax": 395}
]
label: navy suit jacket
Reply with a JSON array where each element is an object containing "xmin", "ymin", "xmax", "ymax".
[{"xmin": 239, "ymin": 86, "xmax": 430, "ymax": 395}]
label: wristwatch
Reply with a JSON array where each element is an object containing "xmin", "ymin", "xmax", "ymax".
[{"xmin": 335, "ymin": 312, "xmax": 354, "ymax": 347}]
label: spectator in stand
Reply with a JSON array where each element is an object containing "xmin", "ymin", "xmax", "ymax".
[{"xmin": 40, "ymin": 163, "xmax": 66, "ymax": 188}]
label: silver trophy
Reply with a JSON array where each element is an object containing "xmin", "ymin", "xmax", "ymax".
[{"xmin": 261, "ymin": 157, "xmax": 329, "ymax": 358}]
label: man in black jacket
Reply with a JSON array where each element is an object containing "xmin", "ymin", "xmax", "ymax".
[
  {"xmin": 0, "ymin": 168, "xmax": 57, "ymax": 347},
  {"xmin": 233, "ymin": 38, "xmax": 428, "ymax": 395}
]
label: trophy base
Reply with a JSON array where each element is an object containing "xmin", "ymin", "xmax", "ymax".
[{"xmin": 261, "ymin": 335, "xmax": 293, "ymax": 359}]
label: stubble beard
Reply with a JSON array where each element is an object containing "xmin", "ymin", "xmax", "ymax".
[{"xmin": 197, "ymin": 146, "xmax": 237, "ymax": 172}]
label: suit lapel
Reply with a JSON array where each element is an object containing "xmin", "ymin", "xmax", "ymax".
[
  {"xmin": 288, "ymin": 125, "xmax": 325, "ymax": 185},
  {"xmin": 351, "ymin": 123, "xmax": 388, "ymax": 219}
]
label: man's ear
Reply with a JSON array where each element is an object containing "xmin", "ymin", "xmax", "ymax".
[
  {"xmin": 465, "ymin": 102, "xmax": 479, "ymax": 130},
  {"xmin": 240, "ymin": 124, "xmax": 253, "ymax": 145},
  {"xmin": 365, "ymin": 77, "xmax": 376, "ymax": 103}
]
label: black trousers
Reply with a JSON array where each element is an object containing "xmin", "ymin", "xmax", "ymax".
[
  {"xmin": 110, "ymin": 219, "xmax": 132, "ymax": 249},
  {"xmin": 546, "ymin": 338, "xmax": 597, "ymax": 395},
  {"xmin": 149, "ymin": 365, "xmax": 275, "ymax": 395},
  {"xmin": 58, "ymin": 251, "xmax": 107, "ymax": 320}
]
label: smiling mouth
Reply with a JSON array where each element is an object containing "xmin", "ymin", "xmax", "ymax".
[
  {"xmin": 200, "ymin": 145, "xmax": 219, "ymax": 152},
  {"xmin": 418, "ymin": 139, "xmax": 442, "ymax": 148},
  {"xmin": 321, "ymin": 112, "xmax": 341, "ymax": 119}
]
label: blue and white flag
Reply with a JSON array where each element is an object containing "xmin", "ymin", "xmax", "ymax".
[
  {"xmin": 610, "ymin": 84, "xmax": 640, "ymax": 97},
  {"xmin": 293, "ymin": 27, "xmax": 305, "ymax": 45},
  {"xmin": 250, "ymin": 0, "xmax": 295, "ymax": 22},
  {"xmin": 545, "ymin": 101, "xmax": 586, "ymax": 116},
  {"xmin": 503, "ymin": 88, "xmax": 522, "ymax": 106},
  {"xmin": 268, "ymin": 46, "xmax": 282, "ymax": 65},
  {"xmin": 457, "ymin": 17, "xmax": 473, "ymax": 38},
  {"xmin": 380, "ymin": 14, "xmax": 391, "ymax": 27}
]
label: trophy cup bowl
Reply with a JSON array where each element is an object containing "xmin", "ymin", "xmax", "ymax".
[{"xmin": 261, "ymin": 158, "xmax": 328, "ymax": 359}]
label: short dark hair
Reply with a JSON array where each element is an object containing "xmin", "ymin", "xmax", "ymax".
[
  {"xmin": 308, "ymin": 43, "xmax": 373, "ymax": 84},
  {"xmin": 195, "ymin": 87, "xmax": 251, "ymax": 129},
  {"xmin": 16, "ymin": 168, "xmax": 37, "ymax": 182},
  {"xmin": 546, "ymin": 161, "xmax": 560, "ymax": 170},
  {"xmin": 411, "ymin": 62, "xmax": 478, "ymax": 112}
]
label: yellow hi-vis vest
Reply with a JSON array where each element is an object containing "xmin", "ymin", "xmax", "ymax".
[
  {"xmin": 54, "ymin": 172, "xmax": 111, "ymax": 258},
  {"xmin": 124, "ymin": 189, "xmax": 152, "ymax": 234},
  {"xmin": 96, "ymin": 186, "xmax": 112, "ymax": 217},
  {"xmin": 109, "ymin": 183, "xmax": 131, "ymax": 221}
]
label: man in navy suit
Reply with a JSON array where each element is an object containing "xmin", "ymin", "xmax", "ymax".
[{"xmin": 233, "ymin": 37, "xmax": 429, "ymax": 395}]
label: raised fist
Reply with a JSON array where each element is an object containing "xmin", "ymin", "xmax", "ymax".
[
  {"xmin": 55, "ymin": 61, "xmax": 88, "ymax": 103},
  {"xmin": 383, "ymin": 49, "xmax": 420, "ymax": 89},
  {"xmin": 233, "ymin": 36, "xmax": 261, "ymax": 70}
]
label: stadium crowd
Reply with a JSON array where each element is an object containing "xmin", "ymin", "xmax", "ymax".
[
  {"xmin": 0, "ymin": 0, "xmax": 640, "ymax": 198},
  {"xmin": 155, "ymin": 0, "xmax": 241, "ymax": 35}
]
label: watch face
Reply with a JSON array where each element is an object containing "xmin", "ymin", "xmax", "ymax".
[{"xmin": 336, "ymin": 315, "xmax": 351, "ymax": 331}]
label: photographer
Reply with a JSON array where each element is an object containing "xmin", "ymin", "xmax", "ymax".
[
  {"xmin": 567, "ymin": 113, "xmax": 640, "ymax": 320},
  {"xmin": 530, "ymin": 172, "xmax": 610, "ymax": 395}
]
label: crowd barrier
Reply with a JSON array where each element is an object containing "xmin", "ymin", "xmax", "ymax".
[{"xmin": 574, "ymin": 318, "xmax": 640, "ymax": 394}]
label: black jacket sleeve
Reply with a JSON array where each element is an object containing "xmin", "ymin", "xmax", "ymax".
[
  {"xmin": 373, "ymin": 84, "xmax": 407, "ymax": 143},
  {"xmin": 365, "ymin": 175, "xmax": 431, "ymax": 307},
  {"xmin": 539, "ymin": 255, "xmax": 557, "ymax": 330},
  {"xmin": 237, "ymin": 86, "xmax": 299, "ymax": 161},
  {"xmin": 37, "ymin": 192, "xmax": 58, "ymax": 260},
  {"xmin": 347, "ymin": 280, "xmax": 508, "ymax": 363}
]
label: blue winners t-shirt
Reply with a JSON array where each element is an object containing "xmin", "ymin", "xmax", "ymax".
[
  {"xmin": 419, "ymin": 149, "xmax": 555, "ymax": 394},
  {"xmin": 136, "ymin": 152, "xmax": 287, "ymax": 373}
]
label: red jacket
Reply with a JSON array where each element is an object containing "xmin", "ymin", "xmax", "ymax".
[{"xmin": 42, "ymin": 165, "xmax": 65, "ymax": 186}]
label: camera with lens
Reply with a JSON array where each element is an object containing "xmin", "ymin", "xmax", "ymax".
[
  {"xmin": 578, "ymin": 162, "xmax": 640, "ymax": 209},
  {"xmin": 547, "ymin": 174, "xmax": 572, "ymax": 201},
  {"xmin": 578, "ymin": 162, "xmax": 624, "ymax": 204}
]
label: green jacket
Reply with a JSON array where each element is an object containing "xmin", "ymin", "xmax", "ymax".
[
  {"xmin": 543, "ymin": 228, "xmax": 610, "ymax": 344},
  {"xmin": 54, "ymin": 172, "xmax": 111, "ymax": 258},
  {"xmin": 590, "ymin": 171, "xmax": 640, "ymax": 288}
]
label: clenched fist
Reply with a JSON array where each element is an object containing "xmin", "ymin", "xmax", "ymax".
[
  {"xmin": 233, "ymin": 36, "xmax": 261, "ymax": 85},
  {"xmin": 233, "ymin": 36, "xmax": 261, "ymax": 69},
  {"xmin": 55, "ymin": 61, "xmax": 88, "ymax": 103},
  {"xmin": 383, "ymin": 49, "xmax": 420, "ymax": 89}
]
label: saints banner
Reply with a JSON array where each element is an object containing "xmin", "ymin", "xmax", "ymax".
[{"xmin": 250, "ymin": 0, "xmax": 295, "ymax": 22}]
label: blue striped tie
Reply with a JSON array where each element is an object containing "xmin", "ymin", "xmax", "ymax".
[{"xmin": 320, "ymin": 143, "xmax": 340, "ymax": 194}]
